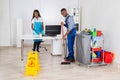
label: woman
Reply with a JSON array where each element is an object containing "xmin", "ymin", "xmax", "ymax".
[{"xmin": 31, "ymin": 9, "xmax": 44, "ymax": 52}]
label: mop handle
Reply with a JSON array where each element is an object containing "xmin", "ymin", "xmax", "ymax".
[
  {"xmin": 61, "ymin": 25, "xmax": 67, "ymax": 57},
  {"xmin": 61, "ymin": 25, "xmax": 64, "ymax": 42}
]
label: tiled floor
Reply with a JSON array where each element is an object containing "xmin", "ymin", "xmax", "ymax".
[{"xmin": 0, "ymin": 45, "xmax": 120, "ymax": 80}]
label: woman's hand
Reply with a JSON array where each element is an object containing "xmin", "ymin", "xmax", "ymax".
[
  {"xmin": 31, "ymin": 24, "xmax": 34, "ymax": 30},
  {"xmin": 32, "ymin": 28, "xmax": 34, "ymax": 31},
  {"xmin": 42, "ymin": 22, "xmax": 44, "ymax": 30}
]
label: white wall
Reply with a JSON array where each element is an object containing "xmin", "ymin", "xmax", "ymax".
[
  {"xmin": 40, "ymin": 0, "xmax": 78, "ymax": 25},
  {"xmin": 0, "ymin": 0, "xmax": 11, "ymax": 46},
  {"xmin": 10, "ymin": 0, "xmax": 78, "ymax": 45},
  {"xmin": 79, "ymin": 0, "xmax": 120, "ymax": 63}
]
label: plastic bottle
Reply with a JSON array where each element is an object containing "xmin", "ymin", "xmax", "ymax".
[{"xmin": 93, "ymin": 28, "xmax": 97, "ymax": 36}]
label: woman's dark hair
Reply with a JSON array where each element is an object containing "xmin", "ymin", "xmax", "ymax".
[{"xmin": 32, "ymin": 9, "xmax": 41, "ymax": 19}]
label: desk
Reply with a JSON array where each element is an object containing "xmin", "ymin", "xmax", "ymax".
[{"xmin": 20, "ymin": 35, "xmax": 63, "ymax": 61}]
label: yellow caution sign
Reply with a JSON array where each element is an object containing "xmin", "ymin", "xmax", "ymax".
[{"xmin": 25, "ymin": 51, "xmax": 41, "ymax": 76}]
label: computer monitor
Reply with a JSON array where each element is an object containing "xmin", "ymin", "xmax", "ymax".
[
  {"xmin": 76, "ymin": 23, "xmax": 79, "ymax": 31},
  {"xmin": 45, "ymin": 25, "xmax": 61, "ymax": 36}
]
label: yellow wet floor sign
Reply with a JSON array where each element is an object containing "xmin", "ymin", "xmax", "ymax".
[{"xmin": 25, "ymin": 51, "xmax": 41, "ymax": 76}]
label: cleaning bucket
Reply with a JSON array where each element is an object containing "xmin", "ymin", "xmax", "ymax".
[
  {"xmin": 101, "ymin": 51, "xmax": 115, "ymax": 64},
  {"xmin": 97, "ymin": 30, "xmax": 103, "ymax": 36}
]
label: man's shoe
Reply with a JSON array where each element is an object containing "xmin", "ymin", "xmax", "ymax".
[
  {"xmin": 70, "ymin": 58, "xmax": 75, "ymax": 62},
  {"xmin": 64, "ymin": 57, "xmax": 70, "ymax": 61}
]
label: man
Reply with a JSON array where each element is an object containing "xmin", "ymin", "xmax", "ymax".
[{"xmin": 61, "ymin": 8, "xmax": 76, "ymax": 63}]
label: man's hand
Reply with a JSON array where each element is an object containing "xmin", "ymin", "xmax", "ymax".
[
  {"xmin": 62, "ymin": 35, "xmax": 66, "ymax": 40},
  {"xmin": 61, "ymin": 22, "xmax": 64, "ymax": 27},
  {"xmin": 62, "ymin": 30, "xmax": 71, "ymax": 40}
]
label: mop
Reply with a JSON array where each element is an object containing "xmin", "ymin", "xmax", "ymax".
[{"xmin": 61, "ymin": 25, "xmax": 70, "ymax": 64}]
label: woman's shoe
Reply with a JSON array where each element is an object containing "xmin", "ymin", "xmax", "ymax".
[
  {"xmin": 32, "ymin": 49, "xmax": 35, "ymax": 51},
  {"xmin": 37, "ymin": 50, "xmax": 40, "ymax": 52}
]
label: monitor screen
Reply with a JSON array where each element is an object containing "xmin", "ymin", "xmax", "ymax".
[
  {"xmin": 76, "ymin": 23, "xmax": 79, "ymax": 31},
  {"xmin": 45, "ymin": 25, "xmax": 61, "ymax": 36}
]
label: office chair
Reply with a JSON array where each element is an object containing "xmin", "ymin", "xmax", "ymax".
[
  {"xmin": 38, "ymin": 30, "xmax": 47, "ymax": 51},
  {"xmin": 39, "ymin": 41, "xmax": 47, "ymax": 51}
]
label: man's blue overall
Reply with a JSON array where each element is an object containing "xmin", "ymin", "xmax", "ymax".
[{"xmin": 65, "ymin": 15, "xmax": 76, "ymax": 59}]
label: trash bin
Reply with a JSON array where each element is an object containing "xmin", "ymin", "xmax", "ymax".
[{"xmin": 76, "ymin": 31, "xmax": 91, "ymax": 65}]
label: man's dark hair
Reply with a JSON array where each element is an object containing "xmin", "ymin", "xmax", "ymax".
[{"xmin": 61, "ymin": 8, "xmax": 67, "ymax": 12}]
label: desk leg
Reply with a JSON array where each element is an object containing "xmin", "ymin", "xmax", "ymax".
[{"xmin": 21, "ymin": 39, "xmax": 24, "ymax": 61}]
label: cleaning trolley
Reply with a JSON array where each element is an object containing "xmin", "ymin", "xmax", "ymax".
[{"xmin": 76, "ymin": 28, "xmax": 109, "ymax": 67}]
